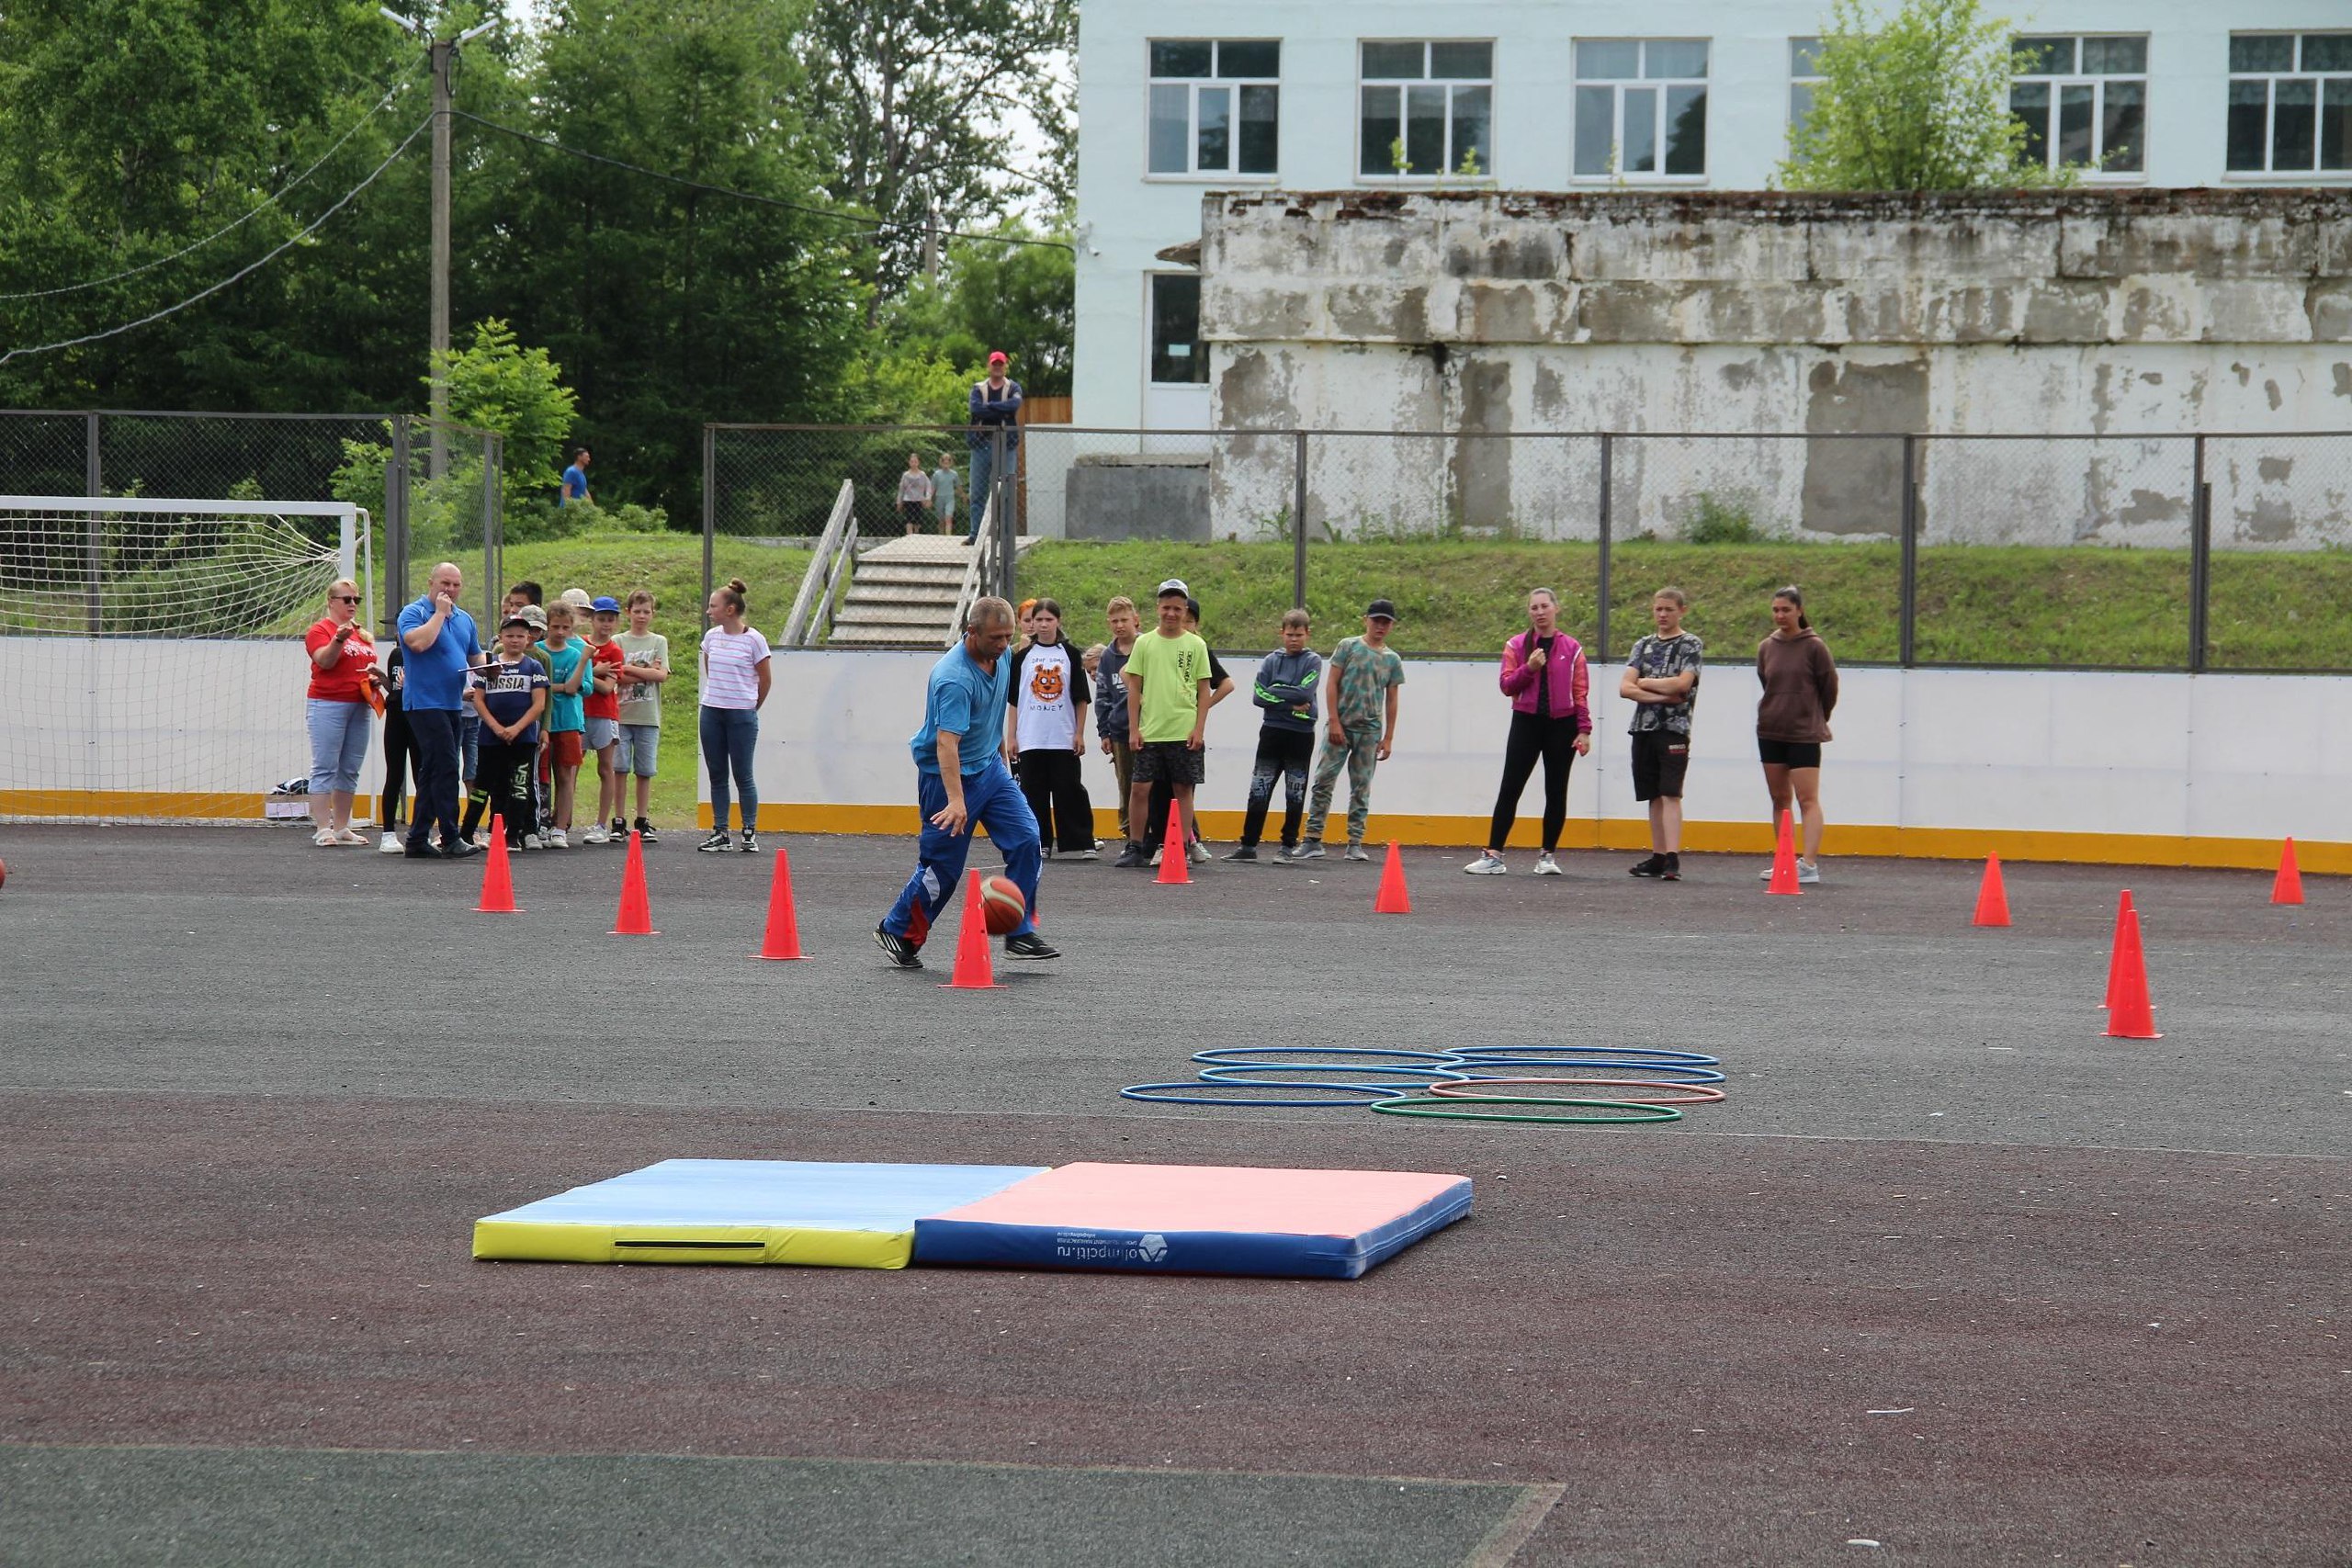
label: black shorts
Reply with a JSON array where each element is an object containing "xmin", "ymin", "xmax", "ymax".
[
  {"xmin": 1630, "ymin": 729, "xmax": 1690, "ymax": 801},
  {"xmin": 1133, "ymin": 740, "xmax": 1203, "ymax": 787},
  {"xmin": 1757, "ymin": 738, "xmax": 1823, "ymax": 769}
]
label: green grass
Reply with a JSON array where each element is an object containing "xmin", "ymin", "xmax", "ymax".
[{"xmin": 486, "ymin": 531, "xmax": 2352, "ymax": 824}]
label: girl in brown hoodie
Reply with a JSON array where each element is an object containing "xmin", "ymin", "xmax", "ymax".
[{"xmin": 1755, "ymin": 586, "xmax": 1838, "ymax": 883}]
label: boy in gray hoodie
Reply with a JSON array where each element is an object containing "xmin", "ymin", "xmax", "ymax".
[{"xmin": 1226, "ymin": 609, "xmax": 1323, "ymax": 862}]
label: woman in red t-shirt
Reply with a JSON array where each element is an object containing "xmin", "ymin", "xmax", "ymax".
[{"xmin": 304, "ymin": 577, "xmax": 381, "ymax": 845}]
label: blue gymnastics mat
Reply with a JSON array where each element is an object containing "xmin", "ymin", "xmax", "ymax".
[
  {"xmin": 911, "ymin": 1162, "xmax": 1473, "ymax": 1280},
  {"xmin": 472, "ymin": 1159, "xmax": 1049, "ymax": 1269}
]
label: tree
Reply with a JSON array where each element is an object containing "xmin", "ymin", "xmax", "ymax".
[
  {"xmin": 1779, "ymin": 0, "xmax": 2076, "ymax": 190},
  {"xmin": 428, "ymin": 318, "xmax": 579, "ymax": 496},
  {"xmin": 880, "ymin": 223, "xmax": 1073, "ymax": 401},
  {"xmin": 794, "ymin": 0, "xmax": 1075, "ymax": 301}
]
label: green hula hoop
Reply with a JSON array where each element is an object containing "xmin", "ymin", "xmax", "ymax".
[{"xmin": 1372, "ymin": 1094, "xmax": 1682, "ymax": 1125}]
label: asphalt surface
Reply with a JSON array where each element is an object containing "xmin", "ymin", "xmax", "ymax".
[{"xmin": 1, "ymin": 826, "xmax": 2346, "ymax": 1564}]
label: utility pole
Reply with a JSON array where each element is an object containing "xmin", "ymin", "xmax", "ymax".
[
  {"xmin": 922, "ymin": 203, "xmax": 941, "ymax": 281},
  {"xmin": 428, "ymin": 35, "xmax": 453, "ymax": 482},
  {"xmin": 380, "ymin": 10, "xmax": 492, "ymax": 482}
]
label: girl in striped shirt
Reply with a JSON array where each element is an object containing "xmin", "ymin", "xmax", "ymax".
[{"xmin": 698, "ymin": 578, "xmax": 772, "ymax": 852}]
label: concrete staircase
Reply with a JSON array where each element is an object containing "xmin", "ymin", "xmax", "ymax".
[{"xmin": 823, "ymin": 534, "xmax": 1036, "ymax": 648}]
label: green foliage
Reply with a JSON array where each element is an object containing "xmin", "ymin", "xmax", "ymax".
[
  {"xmin": 503, "ymin": 496, "xmax": 671, "ymax": 545},
  {"xmin": 1779, "ymin": 0, "xmax": 2076, "ymax": 190},
  {"xmin": 427, "ymin": 318, "xmax": 579, "ymax": 497},
  {"xmin": 878, "ymin": 222, "xmax": 1074, "ymax": 401},
  {"xmin": 1686, "ymin": 493, "xmax": 1763, "ymax": 545}
]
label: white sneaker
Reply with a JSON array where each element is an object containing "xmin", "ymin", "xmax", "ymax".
[
  {"xmin": 1534, "ymin": 852, "xmax": 1564, "ymax": 876},
  {"xmin": 582, "ymin": 823, "xmax": 609, "ymax": 845},
  {"xmin": 1464, "ymin": 852, "xmax": 1507, "ymax": 875},
  {"xmin": 1797, "ymin": 862, "xmax": 1822, "ymax": 885},
  {"xmin": 1188, "ymin": 840, "xmax": 1211, "ymax": 864},
  {"xmin": 379, "ymin": 829, "xmax": 403, "ymax": 853},
  {"xmin": 1758, "ymin": 865, "xmax": 1777, "ymax": 880},
  {"xmin": 548, "ymin": 827, "xmax": 570, "ymax": 849},
  {"xmin": 523, "ymin": 833, "xmax": 546, "ymax": 851},
  {"xmin": 1149, "ymin": 846, "xmax": 1163, "ymax": 867}
]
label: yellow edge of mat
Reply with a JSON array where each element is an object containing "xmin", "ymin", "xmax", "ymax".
[
  {"xmin": 470, "ymin": 1222, "xmax": 911, "ymax": 1269},
  {"xmin": 701, "ymin": 803, "xmax": 2351, "ymax": 874}
]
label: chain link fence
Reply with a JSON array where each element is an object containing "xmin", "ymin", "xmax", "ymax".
[{"xmin": 0, "ymin": 410, "xmax": 503, "ymax": 631}]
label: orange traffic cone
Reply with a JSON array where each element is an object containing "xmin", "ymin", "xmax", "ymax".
[
  {"xmin": 610, "ymin": 829, "xmax": 657, "ymax": 935},
  {"xmin": 1374, "ymin": 841, "xmax": 1412, "ymax": 913},
  {"xmin": 1155, "ymin": 797, "xmax": 1191, "ymax": 886},
  {"xmin": 476, "ymin": 814, "xmax": 520, "ymax": 913},
  {"xmin": 755, "ymin": 842, "xmax": 806, "ymax": 959},
  {"xmin": 1766, "ymin": 809, "xmax": 1801, "ymax": 896},
  {"xmin": 2104, "ymin": 905, "xmax": 2161, "ymax": 1039},
  {"xmin": 1973, "ymin": 854, "xmax": 2011, "ymax": 928},
  {"xmin": 2101, "ymin": 889, "xmax": 2134, "ymax": 1009},
  {"xmin": 2271, "ymin": 839, "xmax": 2304, "ymax": 907},
  {"xmin": 942, "ymin": 873, "xmax": 1000, "ymax": 989}
]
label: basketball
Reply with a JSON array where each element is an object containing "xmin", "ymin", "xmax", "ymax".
[{"xmin": 979, "ymin": 874, "xmax": 1024, "ymax": 935}]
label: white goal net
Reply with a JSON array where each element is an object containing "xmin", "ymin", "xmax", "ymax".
[{"xmin": 0, "ymin": 495, "xmax": 369, "ymax": 822}]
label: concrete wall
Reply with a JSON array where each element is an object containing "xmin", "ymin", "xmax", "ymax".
[
  {"xmin": 702, "ymin": 649, "xmax": 2352, "ymax": 871},
  {"xmin": 0, "ymin": 637, "xmax": 368, "ymax": 818},
  {"xmin": 1075, "ymin": 0, "xmax": 2352, "ymax": 429},
  {"xmin": 1199, "ymin": 189, "xmax": 2352, "ymax": 546}
]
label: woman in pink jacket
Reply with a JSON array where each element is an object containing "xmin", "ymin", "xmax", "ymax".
[{"xmin": 1465, "ymin": 587, "xmax": 1591, "ymax": 876}]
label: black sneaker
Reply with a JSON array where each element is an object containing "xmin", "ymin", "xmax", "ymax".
[
  {"xmin": 1112, "ymin": 842, "xmax": 1148, "ymax": 869},
  {"xmin": 874, "ymin": 925, "xmax": 923, "ymax": 969},
  {"xmin": 610, "ymin": 818, "xmax": 628, "ymax": 840},
  {"xmin": 634, "ymin": 818, "xmax": 659, "ymax": 844},
  {"xmin": 442, "ymin": 839, "xmax": 484, "ymax": 860},
  {"xmin": 1661, "ymin": 852, "xmax": 1681, "ymax": 881},
  {"xmin": 1628, "ymin": 854, "xmax": 1665, "ymax": 878},
  {"xmin": 1003, "ymin": 931, "xmax": 1059, "ymax": 961},
  {"xmin": 1223, "ymin": 845, "xmax": 1260, "ymax": 862},
  {"xmin": 740, "ymin": 831, "xmax": 760, "ymax": 854},
  {"xmin": 402, "ymin": 841, "xmax": 442, "ymax": 860},
  {"xmin": 697, "ymin": 830, "xmax": 731, "ymax": 853}
]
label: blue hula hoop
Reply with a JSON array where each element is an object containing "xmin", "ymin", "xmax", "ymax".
[
  {"xmin": 1448, "ymin": 1045, "xmax": 1721, "ymax": 1066},
  {"xmin": 1196, "ymin": 1063, "xmax": 1470, "ymax": 1091},
  {"xmin": 1120, "ymin": 1080, "xmax": 1403, "ymax": 1108}
]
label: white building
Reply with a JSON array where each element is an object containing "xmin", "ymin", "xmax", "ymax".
[{"xmin": 1073, "ymin": 2, "xmax": 2352, "ymax": 430}]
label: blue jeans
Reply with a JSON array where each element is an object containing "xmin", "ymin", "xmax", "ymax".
[
  {"xmin": 967, "ymin": 440, "xmax": 1018, "ymax": 538},
  {"xmin": 699, "ymin": 705, "xmax": 760, "ymax": 833},
  {"xmin": 882, "ymin": 758, "xmax": 1040, "ymax": 945},
  {"xmin": 305, "ymin": 698, "xmax": 373, "ymax": 795}
]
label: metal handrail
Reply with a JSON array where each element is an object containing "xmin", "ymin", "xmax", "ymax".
[
  {"xmin": 945, "ymin": 490, "xmax": 998, "ymax": 649},
  {"xmin": 781, "ymin": 479, "xmax": 855, "ymax": 647}
]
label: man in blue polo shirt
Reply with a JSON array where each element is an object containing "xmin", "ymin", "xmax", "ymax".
[
  {"xmin": 876, "ymin": 595, "xmax": 1056, "ymax": 968},
  {"xmin": 395, "ymin": 560, "xmax": 484, "ymax": 859}
]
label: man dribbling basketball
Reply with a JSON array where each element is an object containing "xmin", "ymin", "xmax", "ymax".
[{"xmin": 876, "ymin": 596, "xmax": 1057, "ymax": 969}]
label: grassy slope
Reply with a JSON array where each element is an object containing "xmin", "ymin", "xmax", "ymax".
[{"xmin": 498, "ymin": 533, "xmax": 2352, "ymax": 824}]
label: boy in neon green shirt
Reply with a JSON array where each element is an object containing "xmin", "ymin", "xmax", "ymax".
[{"xmin": 1113, "ymin": 580, "xmax": 1211, "ymax": 869}]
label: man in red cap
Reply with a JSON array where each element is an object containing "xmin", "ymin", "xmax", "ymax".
[{"xmin": 967, "ymin": 350, "xmax": 1023, "ymax": 540}]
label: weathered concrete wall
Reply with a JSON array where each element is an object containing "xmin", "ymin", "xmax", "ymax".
[
  {"xmin": 1201, "ymin": 190, "xmax": 2352, "ymax": 547},
  {"xmin": 1064, "ymin": 455, "xmax": 1212, "ymax": 542}
]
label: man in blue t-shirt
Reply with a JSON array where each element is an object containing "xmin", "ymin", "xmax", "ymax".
[
  {"xmin": 876, "ymin": 595, "xmax": 1056, "ymax": 968},
  {"xmin": 395, "ymin": 560, "xmax": 484, "ymax": 859},
  {"xmin": 560, "ymin": 447, "xmax": 592, "ymax": 506}
]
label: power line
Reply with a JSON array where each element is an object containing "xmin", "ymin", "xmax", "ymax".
[
  {"xmin": 0, "ymin": 116, "xmax": 434, "ymax": 367},
  {"xmin": 0, "ymin": 71, "xmax": 423, "ymax": 303},
  {"xmin": 450, "ymin": 110, "xmax": 1074, "ymax": 254}
]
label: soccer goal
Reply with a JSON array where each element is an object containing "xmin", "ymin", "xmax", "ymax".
[{"xmin": 0, "ymin": 494, "xmax": 372, "ymax": 822}]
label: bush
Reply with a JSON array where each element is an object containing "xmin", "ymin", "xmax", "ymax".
[
  {"xmin": 1686, "ymin": 493, "xmax": 1762, "ymax": 545},
  {"xmin": 502, "ymin": 497, "xmax": 670, "ymax": 545}
]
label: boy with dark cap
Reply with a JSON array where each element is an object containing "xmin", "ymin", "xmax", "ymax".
[{"xmin": 1283, "ymin": 599, "xmax": 1405, "ymax": 863}]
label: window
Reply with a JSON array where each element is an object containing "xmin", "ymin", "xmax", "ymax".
[
  {"xmin": 2010, "ymin": 35, "xmax": 2146, "ymax": 175},
  {"xmin": 1789, "ymin": 37, "xmax": 1825, "ymax": 142},
  {"xmin": 2227, "ymin": 33, "xmax": 2352, "ymax": 175},
  {"xmin": 1149, "ymin": 275, "xmax": 1205, "ymax": 386},
  {"xmin": 1357, "ymin": 40, "xmax": 1493, "ymax": 178},
  {"xmin": 1574, "ymin": 39, "xmax": 1709, "ymax": 179},
  {"xmin": 1148, "ymin": 39, "xmax": 1280, "ymax": 176}
]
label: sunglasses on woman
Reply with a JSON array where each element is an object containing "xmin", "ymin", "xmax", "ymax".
[{"xmin": 330, "ymin": 594, "xmax": 360, "ymax": 604}]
